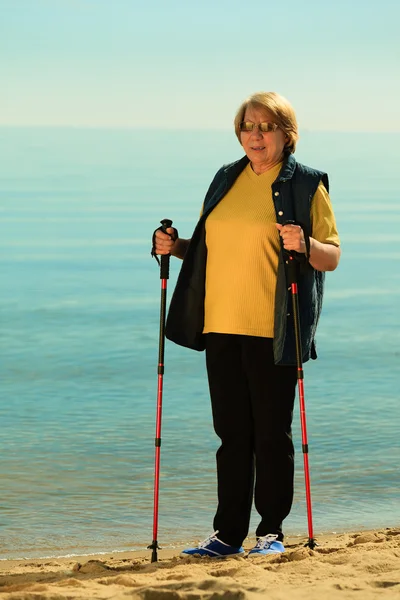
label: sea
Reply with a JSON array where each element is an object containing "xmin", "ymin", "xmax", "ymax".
[{"xmin": 0, "ymin": 127, "xmax": 399, "ymax": 560}]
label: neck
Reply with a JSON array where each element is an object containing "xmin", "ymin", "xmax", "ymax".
[{"xmin": 250, "ymin": 155, "xmax": 284, "ymax": 175}]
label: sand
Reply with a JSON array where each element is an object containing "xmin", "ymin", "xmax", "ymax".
[{"xmin": 0, "ymin": 527, "xmax": 399, "ymax": 599}]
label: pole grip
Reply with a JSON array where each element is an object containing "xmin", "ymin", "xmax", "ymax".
[
  {"xmin": 281, "ymin": 219, "xmax": 310, "ymax": 265},
  {"xmin": 160, "ymin": 254, "xmax": 170, "ymax": 280},
  {"xmin": 287, "ymin": 254, "xmax": 298, "ymax": 285},
  {"xmin": 159, "ymin": 219, "xmax": 173, "ymax": 280},
  {"xmin": 281, "ymin": 220, "xmax": 299, "ymax": 285}
]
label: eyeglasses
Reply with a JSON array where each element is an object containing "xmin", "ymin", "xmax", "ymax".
[{"xmin": 239, "ymin": 121, "xmax": 279, "ymax": 133}]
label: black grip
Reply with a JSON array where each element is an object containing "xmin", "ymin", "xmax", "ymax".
[
  {"xmin": 286, "ymin": 255, "xmax": 298, "ymax": 285},
  {"xmin": 160, "ymin": 219, "xmax": 173, "ymax": 279},
  {"xmin": 151, "ymin": 219, "xmax": 177, "ymax": 268},
  {"xmin": 280, "ymin": 220, "xmax": 297, "ymax": 284},
  {"xmin": 160, "ymin": 254, "xmax": 170, "ymax": 279},
  {"xmin": 281, "ymin": 220, "xmax": 296, "ymax": 259},
  {"xmin": 281, "ymin": 219, "xmax": 310, "ymax": 262}
]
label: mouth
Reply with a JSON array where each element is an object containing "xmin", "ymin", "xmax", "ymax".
[{"xmin": 251, "ymin": 146, "xmax": 265, "ymax": 151}]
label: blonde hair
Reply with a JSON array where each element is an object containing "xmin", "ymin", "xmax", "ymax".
[{"xmin": 234, "ymin": 91, "xmax": 299, "ymax": 153}]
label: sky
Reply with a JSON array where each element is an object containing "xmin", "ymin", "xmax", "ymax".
[{"xmin": 1, "ymin": 0, "xmax": 399, "ymax": 131}]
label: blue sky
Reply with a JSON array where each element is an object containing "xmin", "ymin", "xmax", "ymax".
[{"xmin": 1, "ymin": 0, "xmax": 399, "ymax": 130}]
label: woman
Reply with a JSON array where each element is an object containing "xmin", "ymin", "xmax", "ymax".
[{"xmin": 154, "ymin": 91, "xmax": 340, "ymax": 558}]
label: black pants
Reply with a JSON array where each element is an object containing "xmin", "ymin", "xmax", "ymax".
[{"xmin": 205, "ymin": 333, "xmax": 297, "ymax": 546}]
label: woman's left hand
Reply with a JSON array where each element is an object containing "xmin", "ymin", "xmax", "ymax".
[{"xmin": 276, "ymin": 223, "xmax": 306, "ymax": 254}]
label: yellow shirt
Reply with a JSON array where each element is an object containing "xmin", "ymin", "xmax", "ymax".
[{"xmin": 203, "ymin": 162, "xmax": 340, "ymax": 338}]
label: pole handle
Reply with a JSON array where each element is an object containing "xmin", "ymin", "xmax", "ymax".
[
  {"xmin": 151, "ymin": 219, "xmax": 178, "ymax": 271},
  {"xmin": 160, "ymin": 254, "xmax": 170, "ymax": 280},
  {"xmin": 286, "ymin": 254, "xmax": 298, "ymax": 285},
  {"xmin": 281, "ymin": 220, "xmax": 299, "ymax": 285},
  {"xmin": 281, "ymin": 219, "xmax": 310, "ymax": 264},
  {"xmin": 159, "ymin": 219, "xmax": 173, "ymax": 280}
]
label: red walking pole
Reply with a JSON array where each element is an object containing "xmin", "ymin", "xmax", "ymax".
[
  {"xmin": 286, "ymin": 240, "xmax": 317, "ymax": 550},
  {"xmin": 148, "ymin": 218, "xmax": 174, "ymax": 562}
]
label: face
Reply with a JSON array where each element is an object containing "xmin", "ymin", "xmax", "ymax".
[{"xmin": 240, "ymin": 105, "xmax": 288, "ymax": 174}]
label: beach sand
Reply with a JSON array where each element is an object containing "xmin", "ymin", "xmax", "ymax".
[{"xmin": 0, "ymin": 528, "xmax": 399, "ymax": 599}]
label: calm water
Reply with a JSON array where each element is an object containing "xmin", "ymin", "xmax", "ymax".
[{"xmin": 0, "ymin": 127, "xmax": 399, "ymax": 559}]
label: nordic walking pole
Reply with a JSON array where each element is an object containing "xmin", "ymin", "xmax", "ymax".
[
  {"xmin": 148, "ymin": 218, "xmax": 175, "ymax": 563},
  {"xmin": 284, "ymin": 222, "xmax": 317, "ymax": 550}
]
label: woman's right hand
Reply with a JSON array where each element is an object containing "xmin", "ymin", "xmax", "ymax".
[{"xmin": 154, "ymin": 227, "xmax": 177, "ymax": 255}]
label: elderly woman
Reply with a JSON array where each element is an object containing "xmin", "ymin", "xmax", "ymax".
[{"xmin": 154, "ymin": 91, "xmax": 340, "ymax": 558}]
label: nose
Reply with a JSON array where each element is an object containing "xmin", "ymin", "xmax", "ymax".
[{"xmin": 250, "ymin": 124, "xmax": 263, "ymax": 139}]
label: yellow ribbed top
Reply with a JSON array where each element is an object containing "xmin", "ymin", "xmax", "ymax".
[{"xmin": 203, "ymin": 162, "xmax": 339, "ymax": 338}]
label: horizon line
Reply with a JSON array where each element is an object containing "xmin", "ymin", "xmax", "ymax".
[{"xmin": 0, "ymin": 124, "xmax": 399, "ymax": 134}]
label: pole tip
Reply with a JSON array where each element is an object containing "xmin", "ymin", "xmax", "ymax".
[
  {"xmin": 304, "ymin": 538, "xmax": 317, "ymax": 550},
  {"xmin": 148, "ymin": 540, "xmax": 160, "ymax": 562}
]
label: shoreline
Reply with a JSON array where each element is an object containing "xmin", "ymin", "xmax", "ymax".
[
  {"xmin": 0, "ymin": 522, "xmax": 387, "ymax": 563},
  {"xmin": 0, "ymin": 526, "xmax": 399, "ymax": 599}
]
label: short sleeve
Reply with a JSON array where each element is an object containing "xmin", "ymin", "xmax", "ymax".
[{"xmin": 310, "ymin": 181, "xmax": 340, "ymax": 246}]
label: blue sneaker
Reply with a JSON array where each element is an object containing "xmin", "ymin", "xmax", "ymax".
[
  {"xmin": 248, "ymin": 534, "xmax": 285, "ymax": 556},
  {"xmin": 180, "ymin": 531, "xmax": 245, "ymax": 558}
]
